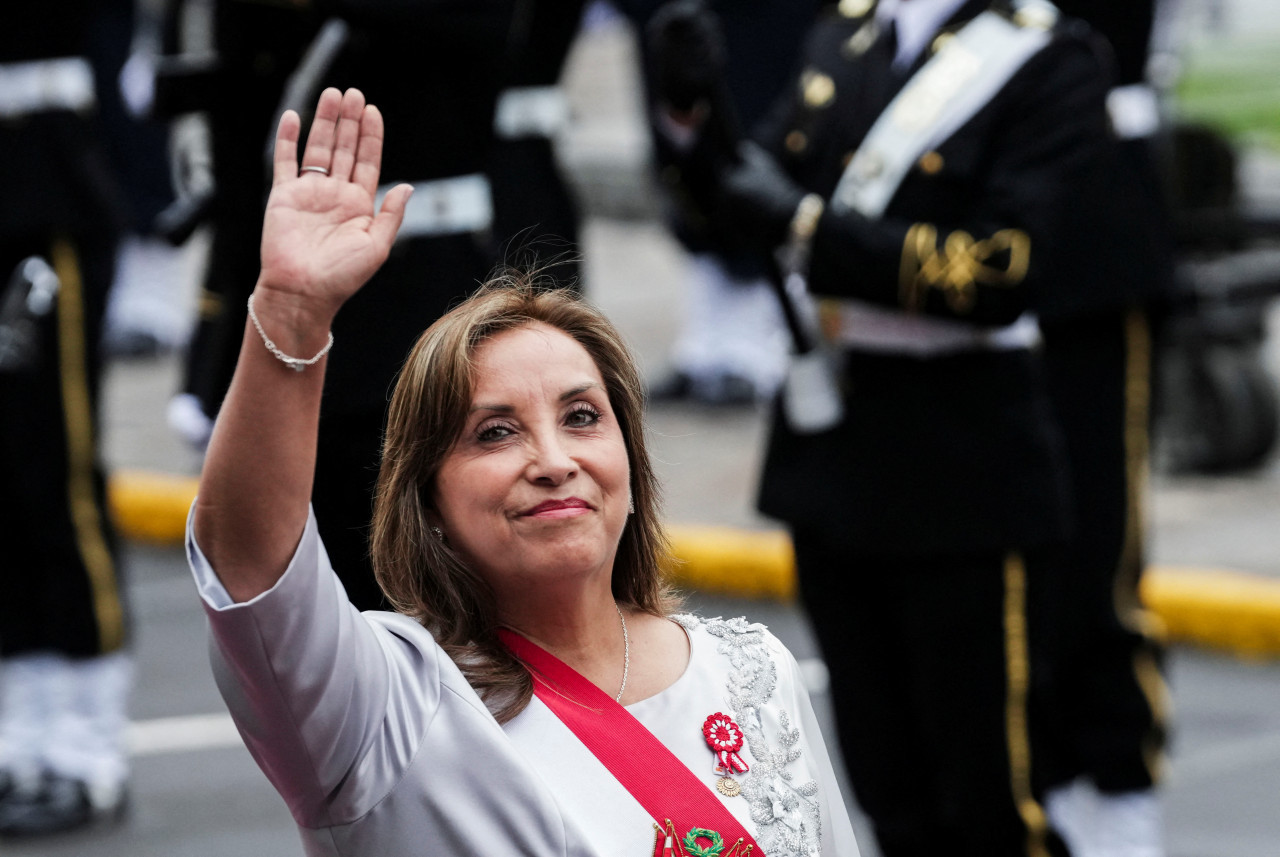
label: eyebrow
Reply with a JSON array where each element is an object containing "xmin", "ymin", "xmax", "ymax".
[{"xmin": 468, "ymin": 382, "xmax": 602, "ymax": 414}]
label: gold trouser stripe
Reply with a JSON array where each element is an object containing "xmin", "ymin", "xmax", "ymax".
[
  {"xmin": 1003, "ymin": 552, "xmax": 1052, "ymax": 857},
  {"xmin": 1114, "ymin": 307, "xmax": 1170, "ymax": 782},
  {"xmin": 52, "ymin": 237, "xmax": 125, "ymax": 653}
]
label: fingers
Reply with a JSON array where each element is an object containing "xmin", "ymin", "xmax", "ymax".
[
  {"xmin": 271, "ymin": 111, "xmax": 301, "ymax": 187},
  {"xmin": 351, "ymin": 104, "xmax": 385, "ymax": 199},
  {"xmin": 299, "ymin": 87, "xmax": 345, "ymax": 175},
  {"xmin": 328, "ymin": 89, "xmax": 367, "ymax": 182},
  {"xmin": 370, "ymin": 183, "xmax": 414, "ymax": 251}
]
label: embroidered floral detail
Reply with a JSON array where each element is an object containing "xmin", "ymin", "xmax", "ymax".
[{"xmin": 673, "ymin": 615, "xmax": 824, "ymax": 856}]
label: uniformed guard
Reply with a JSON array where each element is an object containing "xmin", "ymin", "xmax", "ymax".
[
  {"xmin": 621, "ymin": 0, "xmax": 824, "ymax": 404},
  {"xmin": 487, "ymin": 0, "xmax": 589, "ymax": 289},
  {"xmin": 156, "ymin": 0, "xmax": 520, "ymax": 610},
  {"xmin": 1038, "ymin": 3, "xmax": 1173, "ymax": 856},
  {"xmin": 0, "ymin": 0, "xmax": 132, "ymax": 835},
  {"xmin": 307, "ymin": 1, "xmax": 518, "ymax": 610},
  {"xmin": 661, "ymin": 0, "xmax": 1159, "ymax": 853},
  {"xmin": 153, "ymin": 0, "xmax": 326, "ymax": 447}
]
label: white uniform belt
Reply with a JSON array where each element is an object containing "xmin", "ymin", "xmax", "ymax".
[
  {"xmin": 494, "ymin": 86, "xmax": 570, "ymax": 139},
  {"xmin": 0, "ymin": 57, "xmax": 95, "ymax": 119},
  {"xmin": 824, "ymin": 298, "xmax": 1040, "ymax": 356},
  {"xmin": 1107, "ymin": 84, "xmax": 1160, "ymax": 140},
  {"xmin": 378, "ymin": 174, "xmax": 493, "ymax": 239}
]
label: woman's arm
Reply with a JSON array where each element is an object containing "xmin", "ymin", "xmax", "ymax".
[{"xmin": 193, "ymin": 87, "xmax": 411, "ymax": 602}]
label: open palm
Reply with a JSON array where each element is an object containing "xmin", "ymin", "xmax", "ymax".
[{"xmin": 258, "ymin": 88, "xmax": 411, "ymax": 317}]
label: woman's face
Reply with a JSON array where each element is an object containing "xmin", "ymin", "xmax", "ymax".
[{"xmin": 432, "ymin": 322, "xmax": 631, "ymax": 602}]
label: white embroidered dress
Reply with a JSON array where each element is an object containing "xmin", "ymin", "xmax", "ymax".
[{"xmin": 188, "ymin": 508, "xmax": 860, "ymax": 857}]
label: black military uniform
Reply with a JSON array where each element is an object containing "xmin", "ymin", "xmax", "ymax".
[
  {"xmin": 171, "ymin": 0, "xmax": 323, "ymax": 433},
  {"xmin": 161, "ymin": 1, "xmax": 517, "ymax": 610},
  {"xmin": 694, "ymin": 0, "xmax": 1149, "ymax": 853},
  {"xmin": 621, "ymin": 0, "xmax": 823, "ymax": 402},
  {"xmin": 1039, "ymin": 0, "xmax": 1172, "ymax": 811},
  {"xmin": 310, "ymin": 1, "xmax": 517, "ymax": 610},
  {"xmin": 0, "ymin": 0, "xmax": 131, "ymax": 833},
  {"xmin": 487, "ymin": 0, "xmax": 588, "ymax": 287}
]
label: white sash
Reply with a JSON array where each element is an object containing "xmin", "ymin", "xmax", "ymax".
[
  {"xmin": 819, "ymin": 2, "xmax": 1057, "ymax": 356},
  {"xmin": 832, "ymin": 4, "xmax": 1055, "ymax": 219}
]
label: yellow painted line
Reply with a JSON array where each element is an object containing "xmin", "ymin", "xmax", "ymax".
[{"xmin": 108, "ymin": 471, "xmax": 1280, "ymax": 657}]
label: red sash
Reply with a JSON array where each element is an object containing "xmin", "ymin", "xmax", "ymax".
[{"xmin": 498, "ymin": 629, "xmax": 763, "ymax": 856}]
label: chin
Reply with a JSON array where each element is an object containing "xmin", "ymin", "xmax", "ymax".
[{"xmin": 526, "ymin": 533, "xmax": 619, "ymax": 579}]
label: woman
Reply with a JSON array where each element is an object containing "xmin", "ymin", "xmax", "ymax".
[{"xmin": 190, "ymin": 86, "xmax": 858, "ymax": 856}]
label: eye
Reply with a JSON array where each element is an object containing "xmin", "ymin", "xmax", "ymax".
[
  {"xmin": 565, "ymin": 402, "xmax": 603, "ymax": 428},
  {"xmin": 475, "ymin": 420, "xmax": 515, "ymax": 443}
]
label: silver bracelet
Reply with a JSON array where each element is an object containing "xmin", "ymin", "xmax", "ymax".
[{"xmin": 246, "ymin": 293, "xmax": 334, "ymax": 372}]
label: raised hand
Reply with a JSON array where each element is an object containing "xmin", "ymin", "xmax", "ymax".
[{"xmin": 257, "ymin": 87, "xmax": 412, "ymax": 323}]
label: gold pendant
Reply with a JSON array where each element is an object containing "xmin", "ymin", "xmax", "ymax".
[{"xmin": 715, "ymin": 776, "xmax": 742, "ymax": 797}]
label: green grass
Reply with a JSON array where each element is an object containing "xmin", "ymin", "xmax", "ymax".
[{"xmin": 1174, "ymin": 38, "xmax": 1280, "ymax": 150}]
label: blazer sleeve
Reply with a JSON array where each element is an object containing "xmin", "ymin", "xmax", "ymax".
[{"xmin": 188, "ymin": 504, "xmax": 444, "ymax": 828}]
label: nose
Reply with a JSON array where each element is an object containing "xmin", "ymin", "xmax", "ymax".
[{"xmin": 526, "ymin": 429, "xmax": 577, "ymax": 486}]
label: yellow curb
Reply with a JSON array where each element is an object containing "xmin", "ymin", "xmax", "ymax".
[
  {"xmin": 1141, "ymin": 567, "xmax": 1280, "ymax": 659},
  {"xmin": 665, "ymin": 525, "xmax": 797, "ymax": 601},
  {"xmin": 108, "ymin": 470, "xmax": 198, "ymax": 545},
  {"xmin": 109, "ymin": 470, "xmax": 1280, "ymax": 657}
]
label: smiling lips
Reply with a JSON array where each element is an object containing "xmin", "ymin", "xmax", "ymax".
[{"xmin": 522, "ymin": 497, "xmax": 593, "ymax": 518}]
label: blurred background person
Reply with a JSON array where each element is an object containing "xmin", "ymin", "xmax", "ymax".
[
  {"xmin": 0, "ymin": 0, "xmax": 133, "ymax": 836},
  {"xmin": 302, "ymin": 1, "xmax": 519, "ymax": 611},
  {"xmin": 620, "ymin": 0, "xmax": 822, "ymax": 405},
  {"xmin": 153, "ymin": 0, "xmax": 522, "ymax": 610},
  {"xmin": 1037, "ymin": 2, "xmax": 1175, "ymax": 855},
  {"xmin": 151, "ymin": 0, "xmax": 324, "ymax": 448},
  {"xmin": 653, "ymin": 0, "xmax": 1168, "ymax": 853},
  {"xmin": 488, "ymin": 0, "xmax": 590, "ymax": 289},
  {"xmin": 98, "ymin": 0, "xmax": 189, "ymax": 359}
]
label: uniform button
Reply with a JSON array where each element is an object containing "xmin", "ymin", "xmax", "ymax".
[
  {"xmin": 802, "ymin": 71, "xmax": 837, "ymax": 109},
  {"xmin": 931, "ymin": 32, "xmax": 956, "ymax": 54},
  {"xmin": 843, "ymin": 21, "xmax": 880, "ymax": 58},
  {"xmin": 785, "ymin": 130, "xmax": 809, "ymax": 154},
  {"xmin": 1014, "ymin": 1, "xmax": 1059, "ymax": 30},
  {"xmin": 838, "ymin": 0, "xmax": 874, "ymax": 17},
  {"xmin": 918, "ymin": 151, "xmax": 945, "ymax": 175}
]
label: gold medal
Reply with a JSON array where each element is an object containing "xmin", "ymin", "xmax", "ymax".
[{"xmin": 715, "ymin": 776, "xmax": 742, "ymax": 798}]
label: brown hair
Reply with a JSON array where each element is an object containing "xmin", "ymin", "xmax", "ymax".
[{"xmin": 371, "ymin": 270, "xmax": 681, "ymax": 723}]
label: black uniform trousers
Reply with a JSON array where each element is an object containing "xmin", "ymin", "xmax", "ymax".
[
  {"xmin": 794, "ymin": 535, "xmax": 1066, "ymax": 857},
  {"xmin": 1037, "ymin": 309, "xmax": 1167, "ymax": 793},
  {"xmin": 0, "ymin": 232, "xmax": 126, "ymax": 658}
]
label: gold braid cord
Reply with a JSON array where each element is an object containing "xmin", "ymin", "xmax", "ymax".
[{"xmin": 899, "ymin": 223, "xmax": 1031, "ymax": 313}]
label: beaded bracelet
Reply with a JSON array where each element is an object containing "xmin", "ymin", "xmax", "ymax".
[{"xmin": 246, "ymin": 293, "xmax": 334, "ymax": 372}]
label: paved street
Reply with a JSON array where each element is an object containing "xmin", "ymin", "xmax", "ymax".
[{"xmin": 12, "ymin": 3, "xmax": 1280, "ymax": 854}]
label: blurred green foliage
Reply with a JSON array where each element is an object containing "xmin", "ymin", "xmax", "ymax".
[{"xmin": 1175, "ymin": 38, "xmax": 1280, "ymax": 150}]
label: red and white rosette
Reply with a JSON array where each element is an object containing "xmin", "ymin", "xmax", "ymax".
[{"xmin": 702, "ymin": 712, "xmax": 750, "ymax": 775}]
